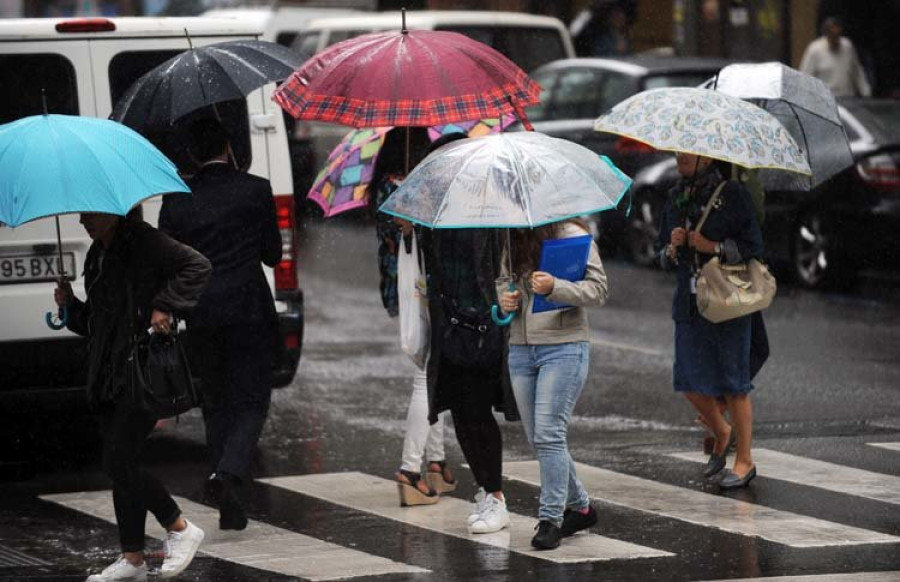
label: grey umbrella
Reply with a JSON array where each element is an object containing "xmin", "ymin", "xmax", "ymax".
[
  {"xmin": 111, "ymin": 39, "xmax": 308, "ymax": 132},
  {"xmin": 711, "ymin": 62, "xmax": 854, "ymax": 191}
]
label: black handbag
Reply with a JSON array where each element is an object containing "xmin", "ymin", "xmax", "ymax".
[
  {"xmin": 439, "ymin": 296, "xmax": 503, "ymax": 370},
  {"xmin": 129, "ymin": 331, "xmax": 201, "ymax": 418}
]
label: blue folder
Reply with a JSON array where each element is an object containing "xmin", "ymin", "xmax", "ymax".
[{"xmin": 532, "ymin": 235, "xmax": 593, "ymax": 314}]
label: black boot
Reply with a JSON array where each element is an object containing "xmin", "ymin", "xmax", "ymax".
[
  {"xmin": 531, "ymin": 520, "xmax": 562, "ymax": 550},
  {"xmin": 209, "ymin": 472, "xmax": 248, "ymax": 530}
]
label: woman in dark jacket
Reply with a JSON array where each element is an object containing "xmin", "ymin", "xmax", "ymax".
[
  {"xmin": 656, "ymin": 153, "xmax": 766, "ymax": 490},
  {"xmin": 55, "ymin": 211, "xmax": 211, "ymax": 582}
]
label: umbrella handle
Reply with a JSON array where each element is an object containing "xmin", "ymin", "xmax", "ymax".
[
  {"xmin": 491, "ymin": 281, "xmax": 517, "ymax": 326},
  {"xmin": 46, "ymin": 305, "xmax": 67, "ymax": 330}
]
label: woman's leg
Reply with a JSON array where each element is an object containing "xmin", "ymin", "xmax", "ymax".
[
  {"xmin": 725, "ymin": 393, "xmax": 754, "ymax": 475},
  {"xmin": 531, "ymin": 343, "xmax": 590, "ymax": 526},
  {"xmin": 399, "ymin": 368, "xmax": 440, "ymax": 494},
  {"xmin": 684, "ymin": 392, "xmax": 732, "ymax": 455},
  {"xmin": 508, "ymin": 345, "xmax": 538, "ymax": 447},
  {"xmin": 450, "ymin": 407, "xmax": 503, "ymax": 494},
  {"xmin": 101, "ymin": 400, "xmax": 181, "ymax": 558}
]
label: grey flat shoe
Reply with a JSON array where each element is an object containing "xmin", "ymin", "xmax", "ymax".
[
  {"xmin": 719, "ymin": 466, "xmax": 757, "ymax": 490},
  {"xmin": 704, "ymin": 453, "xmax": 727, "ymax": 477}
]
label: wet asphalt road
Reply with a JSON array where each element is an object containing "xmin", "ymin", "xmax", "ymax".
[{"xmin": 2, "ymin": 219, "xmax": 899, "ymax": 581}]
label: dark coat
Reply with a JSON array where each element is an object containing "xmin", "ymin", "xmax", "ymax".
[
  {"xmin": 159, "ymin": 162, "xmax": 281, "ymax": 329},
  {"xmin": 66, "ymin": 219, "xmax": 211, "ymax": 406},
  {"xmin": 420, "ymin": 228, "xmax": 519, "ymax": 424}
]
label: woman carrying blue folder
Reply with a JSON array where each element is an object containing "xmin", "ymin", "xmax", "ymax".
[{"xmin": 496, "ymin": 218, "xmax": 608, "ymax": 550}]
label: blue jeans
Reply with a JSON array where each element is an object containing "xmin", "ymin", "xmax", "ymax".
[{"xmin": 509, "ymin": 342, "xmax": 591, "ymax": 526}]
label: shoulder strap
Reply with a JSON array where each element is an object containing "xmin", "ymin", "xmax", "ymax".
[{"xmin": 694, "ymin": 180, "xmax": 728, "ymax": 234}]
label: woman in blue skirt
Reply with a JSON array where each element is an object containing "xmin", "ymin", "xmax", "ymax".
[{"xmin": 656, "ymin": 152, "xmax": 766, "ymax": 489}]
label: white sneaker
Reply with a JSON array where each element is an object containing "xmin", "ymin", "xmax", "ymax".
[
  {"xmin": 85, "ymin": 557, "xmax": 148, "ymax": 581},
  {"xmin": 468, "ymin": 494, "xmax": 510, "ymax": 534},
  {"xmin": 467, "ymin": 488, "xmax": 488, "ymax": 526},
  {"xmin": 159, "ymin": 520, "xmax": 205, "ymax": 579}
]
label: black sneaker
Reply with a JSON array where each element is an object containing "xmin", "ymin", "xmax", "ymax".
[
  {"xmin": 531, "ymin": 520, "xmax": 562, "ymax": 550},
  {"xmin": 560, "ymin": 505, "xmax": 598, "ymax": 537}
]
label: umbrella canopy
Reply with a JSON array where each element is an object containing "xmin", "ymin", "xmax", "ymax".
[
  {"xmin": 593, "ymin": 87, "xmax": 812, "ymax": 176},
  {"xmin": 112, "ymin": 40, "xmax": 307, "ymax": 131},
  {"xmin": 711, "ymin": 62, "xmax": 853, "ymax": 190},
  {"xmin": 378, "ymin": 132, "xmax": 632, "ymax": 229},
  {"xmin": 309, "ymin": 115, "xmax": 517, "ymax": 217},
  {"xmin": 0, "ymin": 114, "xmax": 189, "ymax": 227},
  {"xmin": 272, "ymin": 28, "xmax": 541, "ymax": 128}
]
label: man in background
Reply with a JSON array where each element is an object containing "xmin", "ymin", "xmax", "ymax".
[
  {"xmin": 159, "ymin": 118, "xmax": 282, "ymax": 530},
  {"xmin": 800, "ymin": 16, "xmax": 871, "ymax": 97}
]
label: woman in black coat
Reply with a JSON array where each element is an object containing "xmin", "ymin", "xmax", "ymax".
[{"xmin": 55, "ymin": 211, "xmax": 211, "ymax": 581}]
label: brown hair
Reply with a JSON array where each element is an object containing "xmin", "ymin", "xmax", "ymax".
[{"xmin": 511, "ymin": 217, "xmax": 590, "ymax": 276}]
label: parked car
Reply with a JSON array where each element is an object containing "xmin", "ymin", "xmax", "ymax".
[
  {"xmin": 290, "ymin": 10, "xmax": 576, "ymax": 216},
  {"xmin": 0, "ymin": 16, "xmax": 304, "ymax": 411},
  {"xmin": 620, "ymin": 98, "xmax": 900, "ymax": 288},
  {"xmin": 517, "ymin": 56, "xmax": 734, "ymax": 254}
]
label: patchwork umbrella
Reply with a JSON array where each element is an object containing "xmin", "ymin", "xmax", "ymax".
[
  {"xmin": 710, "ymin": 62, "xmax": 853, "ymax": 190},
  {"xmin": 272, "ymin": 14, "xmax": 540, "ymax": 128},
  {"xmin": 0, "ymin": 114, "xmax": 190, "ymax": 328},
  {"xmin": 593, "ymin": 87, "xmax": 812, "ymax": 177},
  {"xmin": 309, "ymin": 115, "xmax": 516, "ymax": 217}
]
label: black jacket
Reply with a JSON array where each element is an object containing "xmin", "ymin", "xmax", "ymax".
[
  {"xmin": 159, "ymin": 162, "xmax": 282, "ymax": 329},
  {"xmin": 66, "ymin": 220, "xmax": 211, "ymax": 406}
]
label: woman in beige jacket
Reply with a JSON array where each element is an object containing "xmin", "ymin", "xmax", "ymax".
[{"xmin": 497, "ymin": 218, "xmax": 608, "ymax": 550}]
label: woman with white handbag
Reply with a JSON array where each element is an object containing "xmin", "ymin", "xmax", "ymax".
[{"xmin": 656, "ymin": 153, "xmax": 770, "ymax": 490}]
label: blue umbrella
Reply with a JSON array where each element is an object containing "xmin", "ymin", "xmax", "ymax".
[{"xmin": 0, "ymin": 114, "xmax": 191, "ymax": 328}]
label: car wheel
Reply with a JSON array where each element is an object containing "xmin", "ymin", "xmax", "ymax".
[
  {"xmin": 624, "ymin": 193, "xmax": 661, "ymax": 267},
  {"xmin": 791, "ymin": 209, "xmax": 853, "ymax": 289}
]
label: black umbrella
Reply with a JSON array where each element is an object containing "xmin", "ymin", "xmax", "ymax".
[{"xmin": 111, "ymin": 39, "xmax": 308, "ymax": 132}]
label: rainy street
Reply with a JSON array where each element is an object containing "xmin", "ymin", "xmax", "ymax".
[{"xmin": 2, "ymin": 219, "xmax": 899, "ymax": 582}]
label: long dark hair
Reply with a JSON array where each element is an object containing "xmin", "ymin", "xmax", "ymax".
[{"xmin": 511, "ymin": 217, "xmax": 590, "ymax": 276}]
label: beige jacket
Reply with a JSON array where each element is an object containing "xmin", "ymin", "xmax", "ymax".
[{"xmin": 497, "ymin": 223, "xmax": 608, "ymax": 345}]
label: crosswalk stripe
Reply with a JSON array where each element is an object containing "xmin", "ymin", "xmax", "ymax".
[
  {"xmin": 868, "ymin": 442, "xmax": 900, "ymax": 453},
  {"xmin": 502, "ymin": 461, "xmax": 900, "ymax": 548},
  {"xmin": 41, "ymin": 491, "xmax": 428, "ymax": 581},
  {"xmin": 669, "ymin": 448, "xmax": 900, "ymax": 506},
  {"xmin": 706, "ymin": 573, "xmax": 900, "ymax": 582},
  {"xmin": 259, "ymin": 471, "xmax": 672, "ymax": 563}
]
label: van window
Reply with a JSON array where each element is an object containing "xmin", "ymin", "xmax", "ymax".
[
  {"xmin": 108, "ymin": 50, "xmax": 251, "ymax": 173},
  {"xmin": 294, "ymin": 31, "xmax": 321, "ymax": 55},
  {"xmin": 438, "ymin": 26, "xmax": 566, "ymax": 73},
  {"xmin": 326, "ymin": 29, "xmax": 371, "ymax": 46},
  {"xmin": 0, "ymin": 54, "xmax": 78, "ymax": 123},
  {"xmin": 276, "ymin": 32, "xmax": 298, "ymax": 47}
]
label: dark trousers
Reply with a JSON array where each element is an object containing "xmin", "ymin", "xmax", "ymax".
[
  {"xmin": 445, "ymin": 360, "xmax": 503, "ymax": 493},
  {"xmin": 100, "ymin": 398, "xmax": 181, "ymax": 553},
  {"xmin": 188, "ymin": 324, "xmax": 273, "ymax": 483}
]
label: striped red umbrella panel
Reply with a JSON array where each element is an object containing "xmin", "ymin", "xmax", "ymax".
[{"xmin": 272, "ymin": 29, "xmax": 541, "ymax": 128}]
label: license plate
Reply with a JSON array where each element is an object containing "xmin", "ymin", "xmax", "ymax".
[{"xmin": 0, "ymin": 253, "xmax": 76, "ymax": 284}]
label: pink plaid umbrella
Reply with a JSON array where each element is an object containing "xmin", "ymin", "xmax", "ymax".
[
  {"xmin": 272, "ymin": 23, "xmax": 539, "ymax": 129},
  {"xmin": 309, "ymin": 115, "xmax": 516, "ymax": 217}
]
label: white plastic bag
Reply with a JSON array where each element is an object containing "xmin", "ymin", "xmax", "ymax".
[{"xmin": 397, "ymin": 233, "xmax": 430, "ymax": 369}]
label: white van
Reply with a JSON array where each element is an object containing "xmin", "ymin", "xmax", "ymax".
[
  {"xmin": 200, "ymin": 5, "xmax": 363, "ymax": 47},
  {"xmin": 0, "ymin": 16, "xmax": 304, "ymax": 403},
  {"xmin": 292, "ymin": 10, "xmax": 576, "ymax": 200}
]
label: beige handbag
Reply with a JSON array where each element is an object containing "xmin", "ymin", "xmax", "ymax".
[{"xmin": 693, "ymin": 182, "xmax": 776, "ymax": 324}]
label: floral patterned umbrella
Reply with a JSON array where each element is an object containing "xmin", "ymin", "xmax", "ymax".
[
  {"xmin": 593, "ymin": 87, "xmax": 811, "ymax": 176},
  {"xmin": 309, "ymin": 115, "xmax": 516, "ymax": 217}
]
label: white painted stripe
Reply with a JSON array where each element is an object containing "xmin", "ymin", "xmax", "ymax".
[
  {"xmin": 590, "ymin": 337, "xmax": 666, "ymax": 357},
  {"xmin": 259, "ymin": 471, "xmax": 672, "ymax": 563},
  {"xmin": 868, "ymin": 442, "xmax": 900, "ymax": 453},
  {"xmin": 670, "ymin": 448, "xmax": 900, "ymax": 506},
  {"xmin": 41, "ymin": 491, "xmax": 427, "ymax": 581},
  {"xmin": 707, "ymin": 573, "xmax": 900, "ymax": 582},
  {"xmin": 503, "ymin": 461, "xmax": 900, "ymax": 548}
]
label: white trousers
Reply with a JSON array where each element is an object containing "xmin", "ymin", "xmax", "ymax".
[{"xmin": 400, "ymin": 368, "xmax": 446, "ymax": 473}]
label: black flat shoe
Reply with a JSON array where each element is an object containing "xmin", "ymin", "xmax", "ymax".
[
  {"xmin": 560, "ymin": 505, "xmax": 598, "ymax": 537},
  {"xmin": 531, "ymin": 520, "xmax": 562, "ymax": 550},
  {"xmin": 719, "ymin": 466, "xmax": 757, "ymax": 490},
  {"xmin": 704, "ymin": 429, "xmax": 737, "ymax": 477}
]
